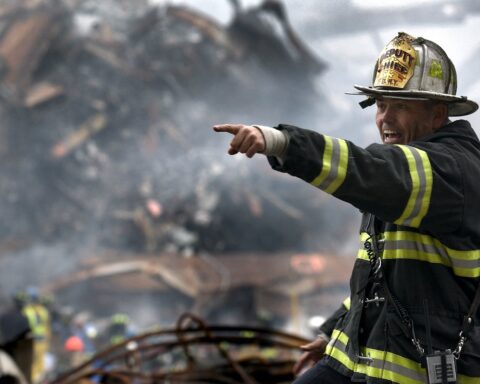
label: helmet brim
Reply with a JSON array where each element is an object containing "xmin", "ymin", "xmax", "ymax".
[{"xmin": 352, "ymin": 85, "xmax": 479, "ymax": 116}]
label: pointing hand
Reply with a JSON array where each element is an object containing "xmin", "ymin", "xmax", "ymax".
[{"xmin": 213, "ymin": 124, "xmax": 266, "ymax": 158}]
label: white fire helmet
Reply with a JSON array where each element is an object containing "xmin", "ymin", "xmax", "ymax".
[{"xmin": 353, "ymin": 32, "xmax": 478, "ymax": 116}]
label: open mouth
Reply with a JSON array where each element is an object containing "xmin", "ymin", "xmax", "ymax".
[{"xmin": 383, "ymin": 130, "xmax": 402, "ymax": 143}]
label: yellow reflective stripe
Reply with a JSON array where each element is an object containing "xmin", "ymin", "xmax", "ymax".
[
  {"xmin": 357, "ymin": 232, "xmax": 370, "ymax": 261},
  {"xmin": 342, "ymin": 296, "xmax": 351, "ymax": 310},
  {"xmin": 22, "ymin": 305, "xmax": 48, "ymax": 337},
  {"xmin": 34, "ymin": 305, "xmax": 49, "ymax": 322},
  {"xmin": 325, "ymin": 330, "xmax": 355, "ymax": 370},
  {"xmin": 326, "ymin": 329, "xmax": 427, "ymax": 383},
  {"xmin": 357, "ymin": 231, "xmax": 480, "ymax": 278},
  {"xmin": 385, "ymin": 231, "xmax": 480, "ymax": 277},
  {"xmin": 394, "ymin": 145, "xmax": 419, "ymax": 224},
  {"xmin": 311, "ymin": 135, "xmax": 333, "ymax": 186},
  {"xmin": 417, "ymin": 149, "xmax": 433, "ymax": 223},
  {"xmin": 325, "ymin": 344, "xmax": 356, "ymax": 370},
  {"xmin": 311, "ymin": 136, "xmax": 349, "ymax": 194},
  {"xmin": 458, "ymin": 374, "xmax": 480, "ymax": 384},
  {"xmin": 331, "ymin": 328, "xmax": 349, "ymax": 345},
  {"xmin": 22, "ymin": 306, "xmax": 36, "ymax": 327},
  {"xmin": 394, "ymin": 145, "xmax": 432, "ymax": 228},
  {"xmin": 326, "ymin": 139, "xmax": 349, "ymax": 193}
]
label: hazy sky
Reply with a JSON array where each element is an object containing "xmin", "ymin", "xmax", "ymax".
[{"xmin": 146, "ymin": 0, "xmax": 480, "ymax": 144}]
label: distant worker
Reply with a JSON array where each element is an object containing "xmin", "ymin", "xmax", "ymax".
[
  {"xmin": 106, "ymin": 313, "xmax": 135, "ymax": 346},
  {"xmin": 21, "ymin": 286, "xmax": 51, "ymax": 383},
  {"xmin": 214, "ymin": 32, "xmax": 480, "ymax": 383},
  {"xmin": 63, "ymin": 335, "xmax": 85, "ymax": 368}
]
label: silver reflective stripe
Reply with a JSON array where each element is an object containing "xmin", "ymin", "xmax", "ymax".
[
  {"xmin": 358, "ymin": 231, "xmax": 480, "ymax": 278},
  {"xmin": 367, "ymin": 356, "xmax": 427, "ymax": 383},
  {"xmin": 384, "ymin": 240, "xmax": 480, "ymax": 270},
  {"xmin": 317, "ymin": 137, "xmax": 341, "ymax": 190}
]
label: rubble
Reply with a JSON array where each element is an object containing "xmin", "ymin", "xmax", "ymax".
[
  {"xmin": 0, "ymin": 0, "xmax": 336, "ymax": 256},
  {"xmin": 0, "ymin": 2, "xmax": 477, "ymax": 381},
  {"xmin": 42, "ymin": 251, "xmax": 351, "ymax": 315},
  {"xmin": 0, "ymin": 2, "xmax": 70, "ymax": 105},
  {"xmin": 50, "ymin": 313, "xmax": 310, "ymax": 384},
  {"xmin": 0, "ymin": 0, "xmax": 353, "ymax": 380}
]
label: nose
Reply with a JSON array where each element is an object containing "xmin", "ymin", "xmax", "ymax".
[{"xmin": 377, "ymin": 104, "xmax": 395, "ymax": 126}]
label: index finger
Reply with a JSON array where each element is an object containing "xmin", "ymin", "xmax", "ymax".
[{"xmin": 212, "ymin": 124, "xmax": 243, "ymax": 134}]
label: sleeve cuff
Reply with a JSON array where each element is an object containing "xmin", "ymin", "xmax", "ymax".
[
  {"xmin": 316, "ymin": 331, "xmax": 331, "ymax": 343},
  {"xmin": 253, "ymin": 125, "xmax": 289, "ymax": 158}
]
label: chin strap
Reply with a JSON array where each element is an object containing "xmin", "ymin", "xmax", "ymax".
[{"xmin": 359, "ymin": 97, "xmax": 376, "ymax": 109}]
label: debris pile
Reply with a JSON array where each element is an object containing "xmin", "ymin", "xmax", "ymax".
[
  {"xmin": 0, "ymin": 2, "xmax": 355, "ymax": 381},
  {"xmin": 0, "ymin": 0, "xmax": 345, "ymax": 263},
  {"xmin": 51, "ymin": 313, "xmax": 309, "ymax": 384}
]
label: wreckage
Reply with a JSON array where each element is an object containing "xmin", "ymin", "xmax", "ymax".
[
  {"xmin": 51, "ymin": 313, "xmax": 310, "ymax": 384},
  {"xmin": 0, "ymin": 0, "xmax": 348, "ymax": 382},
  {"xmin": 2, "ymin": 0, "xmax": 477, "ymax": 382},
  {"xmin": 0, "ymin": 0, "xmax": 340, "ymax": 279},
  {"xmin": 0, "ymin": 0, "xmax": 329, "ymax": 252}
]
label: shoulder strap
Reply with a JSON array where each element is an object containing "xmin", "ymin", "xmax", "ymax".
[{"xmin": 364, "ymin": 214, "xmax": 422, "ymax": 351}]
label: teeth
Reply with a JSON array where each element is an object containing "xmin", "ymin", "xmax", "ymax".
[{"xmin": 384, "ymin": 130, "xmax": 400, "ymax": 138}]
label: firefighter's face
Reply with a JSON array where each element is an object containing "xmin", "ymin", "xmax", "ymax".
[{"xmin": 375, "ymin": 98, "xmax": 445, "ymax": 145}]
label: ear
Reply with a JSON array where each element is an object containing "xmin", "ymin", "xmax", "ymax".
[{"xmin": 432, "ymin": 103, "xmax": 449, "ymax": 131}]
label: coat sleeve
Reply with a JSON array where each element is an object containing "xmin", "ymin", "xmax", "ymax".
[
  {"xmin": 268, "ymin": 124, "xmax": 464, "ymax": 233},
  {"xmin": 318, "ymin": 296, "xmax": 350, "ymax": 337}
]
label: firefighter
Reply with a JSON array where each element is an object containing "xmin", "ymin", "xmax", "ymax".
[
  {"xmin": 214, "ymin": 32, "xmax": 480, "ymax": 383},
  {"xmin": 21, "ymin": 287, "xmax": 51, "ymax": 383},
  {"xmin": 63, "ymin": 335, "xmax": 85, "ymax": 368},
  {"xmin": 106, "ymin": 313, "xmax": 134, "ymax": 346}
]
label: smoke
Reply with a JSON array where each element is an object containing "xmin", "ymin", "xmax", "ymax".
[
  {"xmin": 1, "ymin": 0, "xmax": 478, "ymax": 337},
  {"xmin": 0, "ymin": 0, "xmax": 349, "ymax": 320}
]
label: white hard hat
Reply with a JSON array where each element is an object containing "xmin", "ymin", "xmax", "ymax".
[{"xmin": 353, "ymin": 32, "xmax": 478, "ymax": 116}]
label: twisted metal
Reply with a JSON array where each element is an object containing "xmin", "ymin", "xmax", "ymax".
[{"xmin": 50, "ymin": 313, "xmax": 309, "ymax": 384}]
